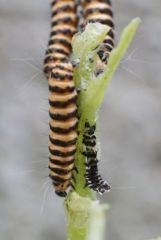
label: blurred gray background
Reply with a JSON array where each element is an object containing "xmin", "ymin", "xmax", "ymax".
[{"xmin": 0, "ymin": 0, "xmax": 161, "ymax": 239}]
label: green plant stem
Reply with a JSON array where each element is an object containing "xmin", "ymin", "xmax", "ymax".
[
  {"xmin": 64, "ymin": 18, "xmax": 141, "ymax": 240},
  {"xmin": 65, "ymin": 193, "xmax": 109, "ymax": 240},
  {"xmin": 65, "ymin": 193, "xmax": 92, "ymax": 240}
]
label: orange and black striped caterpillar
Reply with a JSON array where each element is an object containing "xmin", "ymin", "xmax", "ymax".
[
  {"xmin": 43, "ymin": 0, "xmax": 78, "ymax": 197},
  {"xmin": 81, "ymin": 0, "xmax": 115, "ymax": 74},
  {"xmin": 83, "ymin": 122, "xmax": 110, "ymax": 194}
]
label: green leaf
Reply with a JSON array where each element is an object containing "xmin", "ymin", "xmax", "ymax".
[
  {"xmin": 72, "ymin": 23, "xmax": 110, "ymax": 88},
  {"xmin": 81, "ymin": 18, "xmax": 141, "ymax": 122}
]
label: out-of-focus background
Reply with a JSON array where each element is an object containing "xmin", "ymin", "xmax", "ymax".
[{"xmin": 0, "ymin": 0, "xmax": 161, "ymax": 239}]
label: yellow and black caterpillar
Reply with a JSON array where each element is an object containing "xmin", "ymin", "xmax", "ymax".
[
  {"xmin": 81, "ymin": 0, "xmax": 115, "ymax": 74},
  {"xmin": 44, "ymin": 0, "xmax": 78, "ymax": 197}
]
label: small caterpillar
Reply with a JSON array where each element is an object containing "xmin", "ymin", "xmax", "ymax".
[
  {"xmin": 43, "ymin": 0, "xmax": 78, "ymax": 197},
  {"xmin": 83, "ymin": 122, "xmax": 110, "ymax": 194},
  {"xmin": 81, "ymin": 0, "xmax": 115, "ymax": 74}
]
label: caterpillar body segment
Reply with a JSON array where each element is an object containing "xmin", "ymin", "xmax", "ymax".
[
  {"xmin": 43, "ymin": 0, "xmax": 78, "ymax": 77},
  {"xmin": 83, "ymin": 122, "xmax": 110, "ymax": 195},
  {"xmin": 81, "ymin": 0, "xmax": 115, "ymax": 74}
]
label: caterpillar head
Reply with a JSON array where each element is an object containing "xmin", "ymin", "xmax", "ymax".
[
  {"xmin": 98, "ymin": 182, "xmax": 111, "ymax": 195},
  {"xmin": 55, "ymin": 190, "xmax": 67, "ymax": 197}
]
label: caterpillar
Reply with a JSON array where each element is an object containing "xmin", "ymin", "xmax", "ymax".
[
  {"xmin": 81, "ymin": 0, "xmax": 115, "ymax": 74},
  {"xmin": 83, "ymin": 122, "xmax": 110, "ymax": 194},
  {"xmin": 43, "ymin": 0, "xmax": 78, "ymax": 197}
]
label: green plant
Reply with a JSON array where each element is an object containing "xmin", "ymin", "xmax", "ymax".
[{"xmin": 64, "ymin": 18, "xmax": 141, "ymax": 240}]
